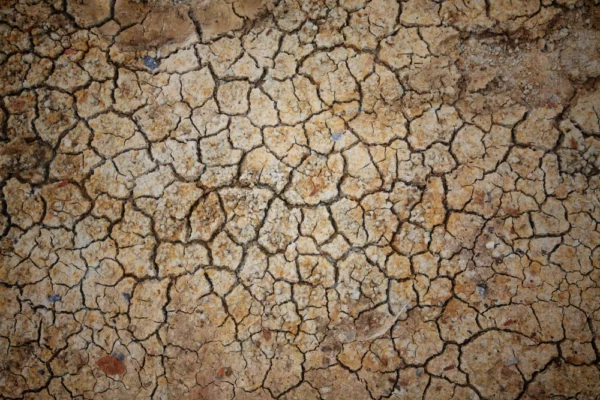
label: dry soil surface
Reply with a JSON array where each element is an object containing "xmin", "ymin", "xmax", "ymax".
[{"xmin": 1, "ymin": 0, "xmax": 600, "ymax": 399}]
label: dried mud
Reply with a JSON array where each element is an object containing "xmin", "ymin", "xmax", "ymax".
[{"xmin": 1, "ymin": 0, "xmax": 600, "ymax": 399}]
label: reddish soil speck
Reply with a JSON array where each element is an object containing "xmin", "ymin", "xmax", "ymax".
[
  {"xmin": 96, "ymin": 356, "xmax": 126, "ymax": 376},
  {"xmin": 216, "ymin": 366, "xmax": 233, "ymax": 379},
  {"xmin": 571, "ymin": 137, "xmax": 578, "ymax": 149},
  {"xmin": 262, "ymin": 328, "xmax": 272, "ymax": 341}
]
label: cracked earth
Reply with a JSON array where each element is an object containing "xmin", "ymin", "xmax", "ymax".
[{"xmin": 0, "ymin": 0, "xmax": 600, "ymax": 398}]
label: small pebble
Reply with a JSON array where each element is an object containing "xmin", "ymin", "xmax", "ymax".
[
  {"xmin": 48, "ymin": 294, "xmax": 61, "ymax": 302},
  {"xmin": 143, "ymin": 56, "xmax": 159, "ymax": 70},
  {"xmin": 476, "ymin": 285, "xmax": 487, "ymax": 298},
  {"xmin": 486, "ymin": 241, "xmax": 495, "ymax": 250}
]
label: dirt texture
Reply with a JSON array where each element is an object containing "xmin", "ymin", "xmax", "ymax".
[{"xmin": 0, "ymin": 0, "xmax": 600, "ymax": 399}]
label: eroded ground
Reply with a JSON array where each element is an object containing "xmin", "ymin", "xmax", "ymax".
[{"xmin": 1, "ymin": 0, "xmax": 600, "ymax": 398}]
